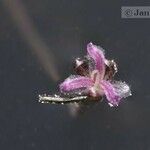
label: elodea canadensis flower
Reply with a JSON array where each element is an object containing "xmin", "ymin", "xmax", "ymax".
[{"xmin": 39, "ymin": 42, "xmax": 131, "ymax": 107}]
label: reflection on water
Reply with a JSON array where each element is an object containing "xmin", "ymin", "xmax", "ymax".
[{"xmin": 2, "ymin": 0, "xmax": 59, "ymax": 81}]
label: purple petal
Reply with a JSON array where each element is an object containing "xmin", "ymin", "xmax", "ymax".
[
  {"xmin": 59, "ymin": 75, "xmax": 94, "ymax": 93},
  {"xmin": 87, "ymin": 42, "xmax": 105, "ymax": 75},
  {"xmin": 101, "ymin": 80, "xmax": 131, "ymax": 107}
]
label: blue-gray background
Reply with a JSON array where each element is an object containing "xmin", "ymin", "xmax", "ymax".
[{"xmin": 0, "ymin": 0, "xmax": 150, "ymax": 150}]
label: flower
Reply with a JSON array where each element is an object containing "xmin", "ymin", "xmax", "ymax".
[{"xmin": 59, "ymin": 42, "xmax": 131, "ymax": 107}]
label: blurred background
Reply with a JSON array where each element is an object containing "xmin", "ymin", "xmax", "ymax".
[{"xmin": 0, "ymin": 0, "xmax": 150, "ymax": 149}]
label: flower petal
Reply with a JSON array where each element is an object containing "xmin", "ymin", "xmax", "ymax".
[
  {"xmin": 59, "ymin": 75, "xmax": 94, "ymax": 93},
  {"xmin": 87, "ymin": 42, "xmax": 105, "ymax": 75},
  {"xmin": 101, "ymin": 80, "xmax": 131, "ymax": 107},
  {"xmin": 111, "ymin": 81, "xmax": 132, "ymax": 99}
]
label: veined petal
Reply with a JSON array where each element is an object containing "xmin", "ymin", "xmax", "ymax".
[
  {"xmin": 59, "ymin": 75, "xmax": 94, "ymax": 93},
  {"xmin": 101, "ymin": 80, "xmax": 131, "ymax": 106},
  {"xmin": 87, "ymin": 42, "xmax": 105, "ymax": 76}
]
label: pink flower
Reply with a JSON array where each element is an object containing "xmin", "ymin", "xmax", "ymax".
[{"xmin": 59, "ymin": 42, "xmax": 131, "ymax": 107}]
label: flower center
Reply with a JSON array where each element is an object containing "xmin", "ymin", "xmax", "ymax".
[{"xmin": 89, "ymin": 70, "xmax": 104, "ymax": 97}]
